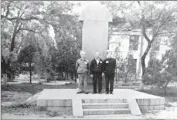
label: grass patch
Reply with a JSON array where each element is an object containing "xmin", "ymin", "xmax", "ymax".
[
  {"xmin": 1, "ymin": 83, "xmax": 78, "ymax": 95},
  {"xmin": 139, "ymin": 86, "xmax": 177, "ymax": 102},
  {"xmin": 1, "ymin": 106, "xmax": 49, "ymax": 117},
  {"xmin": 8, "ymin": 103, "xmax": 35, "ymax": 109}
]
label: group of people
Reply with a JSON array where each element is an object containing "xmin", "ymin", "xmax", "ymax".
[{"xmin": 76, "ymin": 50, "xmax": 116, "ymax": 94}]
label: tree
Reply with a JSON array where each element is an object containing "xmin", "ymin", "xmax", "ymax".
[
  {"xmin": 1, "ymin": 1, "xmax": 80, "ymax": 82},
  {"xmin": 102, "ymin": 1, "xmax": 177, "ymax": 89},
  {"xmin": 1, "ymin": 1, "xmax": 46, "ymax": 81},
  {"xmin": 18, "ymin": 37, "xmax": 37, "ymax": 84},
  {"xmin": 159, "ymin": 34, "xmax": 177, "ymax": 94},
  {"xmin": 135, "ymin": 1, "xmax": 177, "ymax": 89},
  {"xmin": 142, "ymin": 33, "xmax": 177, "ymax": 95}
]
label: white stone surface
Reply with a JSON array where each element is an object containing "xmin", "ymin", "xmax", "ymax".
[
  {"xmin": 127, "ymin": 99, "xmax": 142, "ymax": 115},
  {"xmin": 37, "ymin": 89, "xmax": 165, "ymax": 100},
  {"xmin": 82, "ymin": 103, "xmax": 129, "ymax": 109},
  {"xmin": 79, "ymin": 2, "xmax": 112, "ymax": 61},
  {"xmin": 24, "ymin": 92, "xmax": 42, "ymax": 105},
  {"xmin": 72, "ymin": 99, "xmax": 83, "ymax": 116},
  {"xmin": 81, "ymin": 21, "xmax": 109, "ymax": 60},
  {"xmin": 36, "ymin": 89, "xmax": 165, "ymax": 115}
]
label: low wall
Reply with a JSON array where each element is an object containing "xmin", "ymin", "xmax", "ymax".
[
  {"xmin": 37, "ymin": 99, "xmax": 73, "ymax": 115},
  {"xmin": 136, "ymin": 98, "xmax": 165, "ymax": 113}
]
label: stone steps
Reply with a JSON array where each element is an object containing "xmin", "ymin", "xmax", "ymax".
[
  {"xmin": 83, "ymin": 108, "xmax": 131, "ymax": 115},
  {"xmin": 82, "ymin": 99, "xmax": 127, "ymax": 103},
  {"xmin": 82, "ymin": 103, "xmax": 129, "ymax": 109},
  {"xmin": 83, "ymin": 114, "xmax": 144, "ymax": 119},
  {"xmin": 82, "ymin": 99, "xmax": 131, "ymax": 116}
]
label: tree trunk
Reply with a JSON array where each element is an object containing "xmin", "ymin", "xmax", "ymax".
[
  {"xmin": 2, "ymin": 57, "xmax": 11, "ymax": 82},
  {"xmin": 4, "ymin": 20, "xmax": 20, "ymax": 82},
  {"xmin": 2, "ymin": 74, "xmax": 8, "ymax": 85},
  {"xmin": 139, "ymin": 43, "xmax": 152, "ymax": 90},
  {"xmin": 164, "ymin": 80, "xmax": 170, "ymax": 95},
  {"xmin": 10, "ymin": 20, "xmax": 19, "ymax": 52},
  {"xmin": 29, "ymin": 62, "xmax": 32, "ymax": 84},
  {"xmin": 10, "ymin": 35, "xmax": 16, "ymax": 52},
  {"xmin": 115, "ymin": 68, "xmax": 118, "ymax": 83},
  {"xmin": 75, "ymin": 71, "xmax": 77, "ymax": 83},
  {"xmin": 164, "ymin": 87, "xmax": 167, "ymax": 95},
  {"xmin": 66, "ymin": 71, "xmax": 68, "ymax": 80},
  {"xmin": 71, "ymin": 72, "xmax": 73, "ymax": 80},
  {"xmin": 141, "ymin": 44, "xmax": 152, "ymax": 76}
]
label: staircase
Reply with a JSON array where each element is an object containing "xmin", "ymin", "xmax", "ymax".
[{"xmin": 82, "ymin": 99, "xmax": 131, "ymax": 116}]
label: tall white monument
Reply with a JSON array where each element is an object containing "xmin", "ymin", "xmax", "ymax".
[{"xmin": 79, "ymin": 2, "xmax": 112, "ymax": 61}]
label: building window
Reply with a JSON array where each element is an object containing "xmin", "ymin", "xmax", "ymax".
[
  {"xmin": 127, "ymin": 54, "xmax": 137, "ymax": 74},
  {"xmin": 129, "ymin": 35, "xmax": 139, "ymax": 50},
  {"xmin": 128, "ymin": 58, "xmax": 137, "ymax": 74}
]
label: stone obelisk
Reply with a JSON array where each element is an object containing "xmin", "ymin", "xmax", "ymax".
[
  {"xmin": 79, "ymin": 2, "xmax": 112, "ymax": 84},
  {"xmin": 79, "ymin": 2, "xmax": 112, "ymax": 61}
]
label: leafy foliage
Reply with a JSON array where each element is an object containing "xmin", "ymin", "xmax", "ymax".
[
  {"xmin": 1, "ymin": 1, "xmax": 81, "ymax": 82},
  {"xmin": 1, "ymin": 1, "xmax": 177, "ymax": 85},
  {"xmin": 143, "ymin": 34, "xmax": 177, "ymax": 94},
  {"xmin": 103, "ymin": 1, "xmax": 177, "ymax": 89},
  {"xmin": 114, "ymin": 46, "xmax": 137, "ymax": 83}
]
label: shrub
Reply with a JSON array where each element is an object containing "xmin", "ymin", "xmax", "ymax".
[{"xmin": 143, "ymin": 57, "xmax": 173, "ymax": 95}]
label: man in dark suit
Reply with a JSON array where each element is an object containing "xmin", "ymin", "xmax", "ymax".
[
  {"xmin": 90, "ymin": 52, "xmax": 104, "ymax": 94},
  {"xmin": 103, "ymin": 52, "xmax": 116, "ymax": 94}
]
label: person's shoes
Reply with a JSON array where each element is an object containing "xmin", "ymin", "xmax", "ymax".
[
  {"xmin": 77, "ymin": 91, "xmax": 82, "ymax": 94},
  {"xmin": 106, "ymin": 92, "xmax": 109, "ymax": 94},
  {"xmin": 110, "ymin": 92, "xmax": 113, "ymax": 94},
  {"xmin": 92, "ymin": 91, "xmax": 97, "ymax": 94},
  {"xmin": 84, "ymin": 91, "xmax": 89, "ymax": 94}
]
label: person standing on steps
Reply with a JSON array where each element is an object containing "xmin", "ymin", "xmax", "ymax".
[
  {"xmin": 90, "ymin": 52, "xmax": 104, "ymax": 94},
  {"xmin": 103, "ymin": 51, "xmax": 116, "ymax": 94},
  {"xmin": 76, "ymin": 51, "xmax": 89, "ymax": 94}
]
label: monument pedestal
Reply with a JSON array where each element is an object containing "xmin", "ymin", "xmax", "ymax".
[{"xmin": 37, "ymin": 89, "xmax": 165, "ymax": 116}]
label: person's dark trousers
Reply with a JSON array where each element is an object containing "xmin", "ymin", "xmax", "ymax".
[
  {"xmin": 105, "ymin": 74, "xmax": 114, "ymax": 94},
  {"xmin": 92, "ymin": 73, "xmax": 102, "ymax": 93}
]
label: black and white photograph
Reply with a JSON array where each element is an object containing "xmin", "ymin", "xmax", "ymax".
[{"xmin": 1, "ymin": 1, "xmax": 177, "ymax": 119}]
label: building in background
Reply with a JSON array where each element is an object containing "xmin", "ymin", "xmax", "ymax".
[{"xmin": 108, "ymin": 28, "xmax": 171, "ymax": 82}]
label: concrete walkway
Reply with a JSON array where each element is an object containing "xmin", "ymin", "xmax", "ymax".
[
  {"xmin": 37, "ymin": 89, "xmax": 164, "ymax": 100},
  {"xmin": 2, "ymin": 114, "xmax": 146, "ymax": 119}
]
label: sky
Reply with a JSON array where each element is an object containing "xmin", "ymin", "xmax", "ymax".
[{"xmin": 70, "ymin": 1, "xmax": 101, "ymax": 15}]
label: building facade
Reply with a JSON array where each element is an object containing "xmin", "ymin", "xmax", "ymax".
[{"xmin": 108, "ymin": 28, "xmax": 170, "ymax": 82}]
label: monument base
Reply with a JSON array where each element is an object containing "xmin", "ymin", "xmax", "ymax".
[{"xmin": 37, "ymin": 89, "xmax": 165, "ymax": 116}]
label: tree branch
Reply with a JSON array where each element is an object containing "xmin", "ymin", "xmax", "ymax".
[
  {"xmin": 19, "ymin": 27, "xmax": 45, "ymax": 33},
  {"xmin": 16, "ymin": 23, "xmax": 22, "ymax": 33},
  {"xmin": 5, "ymin": 1, "xmax": 12, "ymax": 17},
  {"xmin": 142, "ymin": 24, "xmax": 151, "ymax": 43},
  {"xmin": 137, "ymin": 1, "xmax": 141, "ymax": 6},
  {"xmin": 155, "ymin": 2, "xmax": 168, "ymax": 21},
  {"xmin": 1, "ymin": 15, "xmax": 40, "ymax": 21},
  {"xmin": 151, "ymin": 10, "xmax": 174, "ymax": 42}
]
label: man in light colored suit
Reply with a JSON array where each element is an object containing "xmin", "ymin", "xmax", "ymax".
[{"xmin": 76, "ymin": 51, "xmax": 89, "ymax": 94}]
